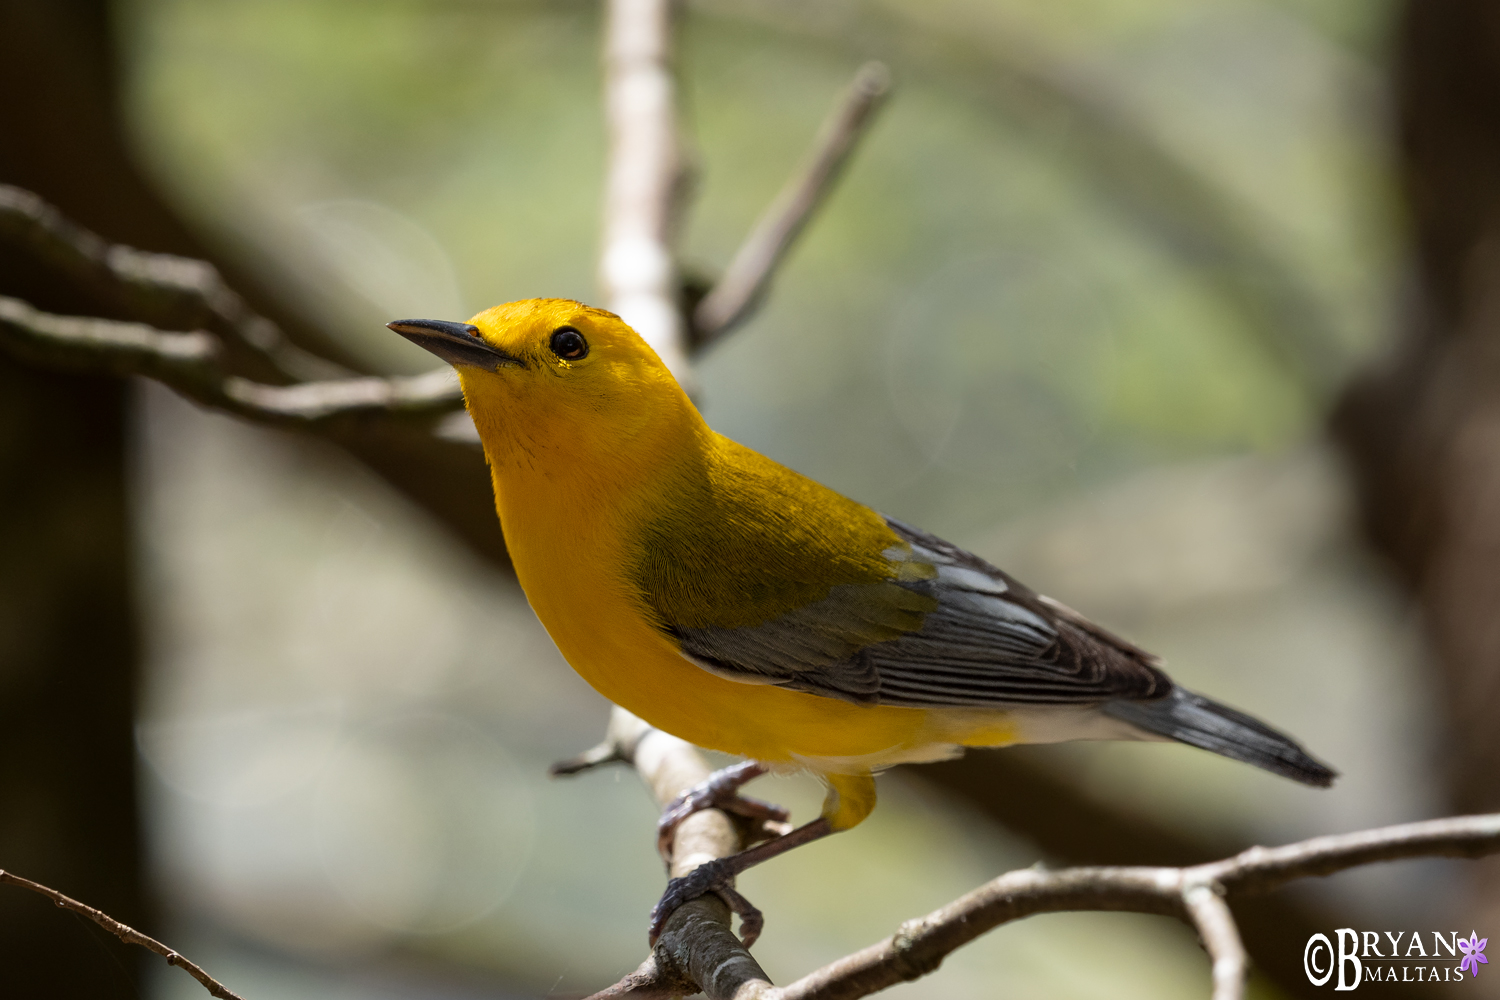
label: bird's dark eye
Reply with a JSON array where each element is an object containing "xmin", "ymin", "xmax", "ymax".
[{"xmin": 549, "ymin": 327, "xmax": 588, "ymax": 361}]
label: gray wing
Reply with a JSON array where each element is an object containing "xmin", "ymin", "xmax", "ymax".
[{"xmin": 669, "ymin": 517, "xmax": 1170, "ymax": 707}]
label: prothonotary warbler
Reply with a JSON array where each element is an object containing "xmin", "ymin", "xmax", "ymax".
[{"xmin": 389, "ymin": 298, "xmax": 1335, "ymax": 945}]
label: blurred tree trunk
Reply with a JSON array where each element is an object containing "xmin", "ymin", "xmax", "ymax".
[
  {"xmin": 0, "ymin": 4, "xmax": 149, "ymax": 996},
  {"xmin": 1333, "ymin": 0, "xmax": 1500, "ymax": 974},
  {"xmin": 0, "ymin": 359, "xmax": 144, "ymax": 1000}
]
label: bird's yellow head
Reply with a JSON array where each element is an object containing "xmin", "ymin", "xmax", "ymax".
[{"xmin": 389, "ymin": 298, "xmax": 702, "ymax": 477}]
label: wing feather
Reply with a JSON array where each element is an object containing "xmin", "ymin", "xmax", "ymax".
[{"xmin": 652, "ymin": 513, "xmax": 1168, "ymax": 707}]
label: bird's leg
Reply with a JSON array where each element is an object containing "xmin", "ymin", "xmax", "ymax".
[
  {"xmin": 656, "ymin": 760, "xmax": 792, "ymax": 862},
  {"xmin": 648, "ymin": 817, "xmax": 833, "ymax": 947}
]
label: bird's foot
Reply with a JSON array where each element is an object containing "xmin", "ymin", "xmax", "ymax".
[
  {"xmin": 656, "ymin": 760, "xmax": 791, "ymax": 862},
  {"xmin": 647, "ymin": 819, "xmax": 835, "ymax": 950},
  {"xmin": 647, "ymin": 857, "xmax": 764, "ymax": 947}
]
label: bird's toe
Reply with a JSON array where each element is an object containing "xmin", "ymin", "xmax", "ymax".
[{"xmin": 648, "ymin": 858, "xmax": 750, "ymax": 946}]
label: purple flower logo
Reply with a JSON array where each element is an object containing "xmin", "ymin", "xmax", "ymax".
[{"xmin": 1459, "ymin": 931, "xmax": 1488, "ymax": 978}]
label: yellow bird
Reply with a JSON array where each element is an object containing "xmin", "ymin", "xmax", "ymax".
[{"xmin": 389, "ymin": 298, "xmax": 1334, "ymax": 944}]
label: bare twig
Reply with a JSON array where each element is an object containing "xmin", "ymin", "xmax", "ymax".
[
  {"xmin": 0, "ymin": 183, "xmax": 343, "ymax": 383},
  {"xmin": 549, "ymin": 735, "xmax": 630, "ymax": 777},
  {"xmin": 0, "ymin": 869, "xmax": 246, "ymax": 1000},
  {"xmin": 1183, "ymin": 884, "xmax": 1247, "ymax": 1000},
  {"xmin": 600, "ymin": 0, "xmax": 693, "ymax": 384},
  {"xmin": 691, "ymin": 62, "xmax": 891, "ymax": 347},
  {"xmin": 0, "ymin": 295, "xmax": 465, "ymax": 433},
  {"xmin": 1196, "ymin": 812, "xmax": 1500, "ymax": 890}
]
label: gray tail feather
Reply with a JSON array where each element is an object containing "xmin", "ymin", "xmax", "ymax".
[{"xmin": 1101, "ymin": 687, "xmax": 1337, "ymax": 788}]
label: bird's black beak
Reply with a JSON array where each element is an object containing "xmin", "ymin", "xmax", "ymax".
[{"xmin": 387, "ymin": 319, "xmax": 525, "ymax": 371}]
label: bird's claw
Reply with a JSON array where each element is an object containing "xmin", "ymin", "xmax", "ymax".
[
  {"xmin": 647, "ymin": 858, "xmax": 764, "ymax": 948},
  {"xmin": 656, "ymin": 763, "xmax": 790, "ymax": 861}
]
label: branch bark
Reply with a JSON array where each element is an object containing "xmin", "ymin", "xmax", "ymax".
[{"xmin": 554, "ymin": 707, "xmax": 774, "ymax": 1000}]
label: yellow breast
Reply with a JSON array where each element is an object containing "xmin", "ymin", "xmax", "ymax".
[{"xmin": 493, "ymin": 456, "xmax": 964, "ymax": 767}]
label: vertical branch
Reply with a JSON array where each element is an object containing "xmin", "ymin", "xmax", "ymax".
[
  {"xmin": 600, "ymin": 0, "xmax": 693, "ymax": 385},
  {"xmin": 1182, "ymin": 884, "xmax": 1247, "ymax": 1000}
]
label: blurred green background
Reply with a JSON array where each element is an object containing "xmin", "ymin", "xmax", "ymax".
[{"xmin": 10, "ymin": 0, "xmax": 1452, "ymax": 996}]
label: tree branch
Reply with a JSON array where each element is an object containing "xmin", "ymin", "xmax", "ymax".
[
  {"xmin": 0, "ymin": 869, "xmax": 245, "ymax": 1000},
  {"xmin": 0, "ymin": 183, "xmax": 344, "ymax": 383},
  {"xmin": 0, "ymin": 295, "xmax": 466, "ymax": 434},
  {"xmin": 775, "ymin": 814, "xmax": 1500, "ymax": 1000},
  {"xmin": 691, "ymin": 61, "xmax": 891, "ymax": 348},
  {"xmin": 579, "ymin": 782, "xmax": 1500, "ymax": 1000}
]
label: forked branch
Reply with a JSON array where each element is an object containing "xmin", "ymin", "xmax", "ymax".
[
  {"xmin": 0, "ymin": 294, "xmax": 466, "ymax": 434},
  {"xmin": 0, "ymin": 183, "xmax": 341, "ymax": 382},
  {"xmin": 0, "ymin": 184, "xmax": 477, "ymax": 439}
]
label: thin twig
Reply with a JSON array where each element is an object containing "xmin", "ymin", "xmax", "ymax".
[
  {"xmin": 1195, "ymin": 812, "xmax": 1500, "ymax": 892},
  {"xmin": 0, "ymin": 295, "xmax": 466, "ymax": 433},
  {"xmin": 691, "ymin": 62, "xmax": 891, "ymax": 347},
  {"xmin": 599, "ymin": 0, "xmax": 693, "ymax": 384},
  {"xmin": 548, "ymin": 736, "xmax": 629, "ymax": 777},
  {"xmin": 0, "ymin": 870, "xmax": 246, "ymax": 1000},
  {"xmin": 0, "ymin": 183, "xmax": 343, "ymax": 382}
]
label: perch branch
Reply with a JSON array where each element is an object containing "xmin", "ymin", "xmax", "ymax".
[
  {"xmin": 691, "ymin": 61, "xmax": 891, "ymax": 347},
  {"xmin": 0, "ymin": 295, "xmax": 465, "ymax": 433},
  {"xmin": 0, "ymin": 869, "xmax": 246, "ymax": 1000},
  {"xmin": 553, "ymin": 708, "xmax": 775, "ymax": 1000}
]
